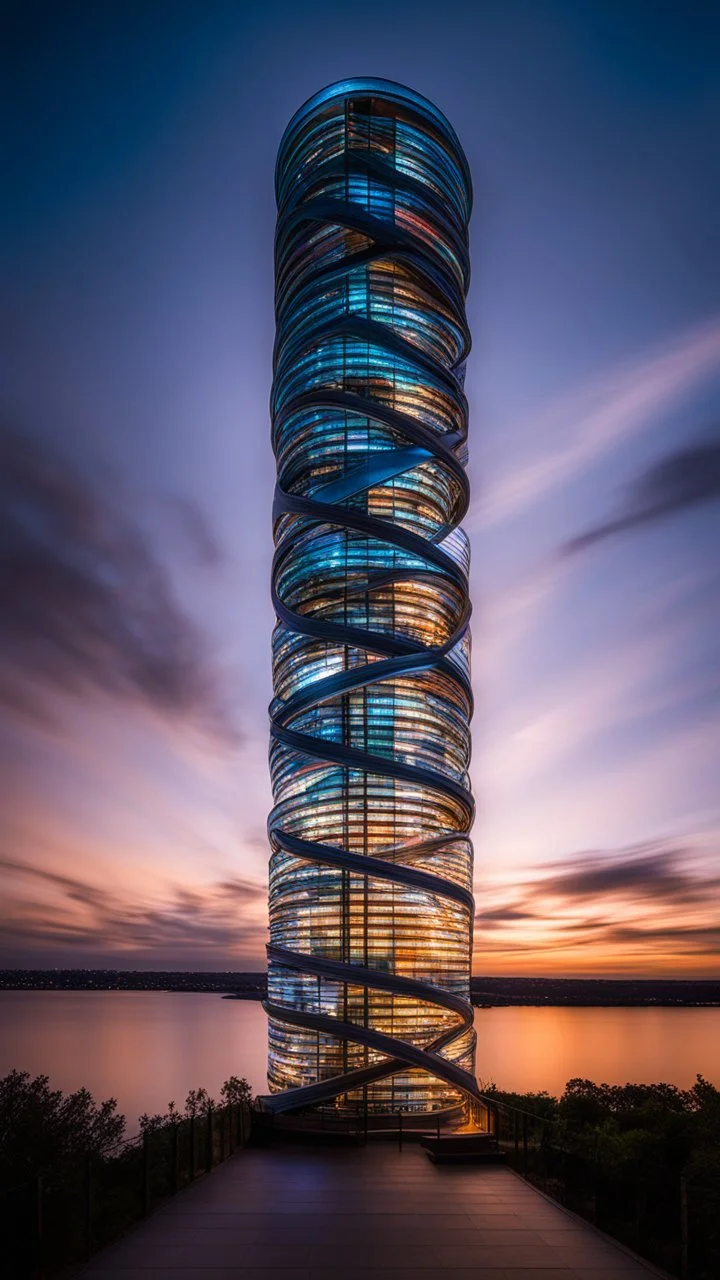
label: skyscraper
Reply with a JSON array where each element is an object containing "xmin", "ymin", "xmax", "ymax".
[{"xmin": 266, "ymin": 79, "xmax": 477, "ymax": 1120}]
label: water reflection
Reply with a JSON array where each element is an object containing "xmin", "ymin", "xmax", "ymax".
[
  {"xmin": 474, "ymin": 1004, "xmax": 719, "ymax": 1094},
  {"xmin": 1, "ymin": 992, "xmax": 717, "ymax": 1133},
  {"xmin": 0, "ymin": 992, "xmax": 268, "ymax": 1134}
]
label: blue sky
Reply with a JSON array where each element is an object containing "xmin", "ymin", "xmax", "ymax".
[{"xmin": 1, "ymin": 0, "xmax": 719, "ymax": 974}]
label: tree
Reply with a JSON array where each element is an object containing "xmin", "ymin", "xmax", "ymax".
[
  {"xmin": 0, "ymin": 1070, "xmax": 125, "ymax": 1188},
  {"xmin": 138, "ymin": 1077, "xmax": 252, "ymax": 1134},
  {"xmin": 220, "ymin": 1076, "xmax": 252, "ymax": 1107}
]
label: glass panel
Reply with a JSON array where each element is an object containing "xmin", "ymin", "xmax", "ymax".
[{"xmin": 269, "ymin": 82, "xmax": 474, "ymax": 1117}]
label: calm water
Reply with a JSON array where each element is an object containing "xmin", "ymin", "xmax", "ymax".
[{"xmin": 2, "ymin": 992, "xmax": 718, "ymax": 1133}]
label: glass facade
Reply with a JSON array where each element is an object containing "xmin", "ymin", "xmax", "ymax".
[{"xmin": 266, "ymin": 79, "xmax": 476, "ymax": 1117}]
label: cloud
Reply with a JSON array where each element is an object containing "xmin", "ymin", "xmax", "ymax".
[
  {"xmin": 604, "ymin": 923, "xmax": 720, "ymax": 950},
  {"xmin": 473, "ymin": 837, "xmax": 720, "ymax": 976},
  {"xmin": 471, "ymin": 319, "xmax": 720, "ymax": 529},
  {"xmin": 471, "ymin": 324, "xmax": 720, "ymax": 675},
  {"xmin": 562, "ymin": 438, "xmax": 720, "ymax": 555},
  {"xmin": 474, "ymin": 905, "xmax": 538, "ymax": 926},
  {"xmin": 532, "ymin": 841, "xmax": 720, "ymax": 906},
  {"xmin": 478, "ymin": 587, "xmax": 719, "ymax": 805},
  {"xmin": 0, "ymin": 855, "xmax": 266, "ymax": 967},
  {"xmin": 0, "ymin": 426, "xmax": 236, "ymax": 741},
  {"xmin": 163, "ymin": 494, "xmax": 225, "ymax": 568}
]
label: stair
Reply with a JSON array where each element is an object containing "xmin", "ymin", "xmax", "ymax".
[{"xmin": 421, "ymin": 1132, "xmax": 506, "ymax": 1164}]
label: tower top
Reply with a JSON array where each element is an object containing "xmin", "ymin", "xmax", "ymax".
[{"xmin": 275, "ymin": 77, "xmax": 473, "ymax": 214}]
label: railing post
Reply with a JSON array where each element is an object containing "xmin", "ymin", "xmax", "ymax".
[
  {"xmin": 436, "ymin": 1111, "xmax": 441, "ymax": 1142},
  {"xmin": 171, "ymin": 1122, "xmax": 179, "ymax": 1193},
  {"xmin": 207, "ymin": 1106, "xmax": 214, "ymax": 1170},
  {"xmin": 143, "ymin": 1132, "xmax": 151, "ymax": 1215},
  {"xmin": 85, "ymin": 1154, "xmax": 93, "ymax": 1259},
  {"xmin": 514, "ymin": 1110, "xmax": 519, "ymax": 1163},
  {"xmin": 398, "ymin": 1111, "xmax": 402, "ymax": 1151},
  {"xmin": 190, "ymin": 1115, "xmax": 196, "ymax": 1180},
  {"xmin": 35, "ymin": 1175, "xmax": 43, "ymax": 1253},
  {"xmin": 680, "ymin": 1172, "xmax": 689, "ymax": 1280},
  {"xmin": 522, "ymin": 1113, "xmax": 528, "ymax": 1176}
]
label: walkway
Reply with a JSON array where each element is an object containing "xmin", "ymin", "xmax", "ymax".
[{"xmin": 82, "ymin": 1140, "xmax": 665, "ymax": 1279}]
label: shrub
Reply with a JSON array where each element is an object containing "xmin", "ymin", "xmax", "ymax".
[{"xmin": 0, "ymin": 1070, "xmax": 125, "ymax": 1189}]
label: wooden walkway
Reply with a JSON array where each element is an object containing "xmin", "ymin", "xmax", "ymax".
[{"xmin": 81, "ymin": 1139, "xmax": 666, "ymax": 1279}]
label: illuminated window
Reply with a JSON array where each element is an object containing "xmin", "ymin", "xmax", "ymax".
[{"xmin": 267, "ymin": 79, "xmax": 476, "ymax": 1118}]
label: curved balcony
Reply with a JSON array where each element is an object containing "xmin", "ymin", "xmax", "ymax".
[{"xmin": 266, "ymin": 79, "xmax": 477, "ymax": 1117}]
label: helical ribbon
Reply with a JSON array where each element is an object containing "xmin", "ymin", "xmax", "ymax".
[{"xmin": 265, "ymin": 81, "xmax": 477, "ymax": 1115}]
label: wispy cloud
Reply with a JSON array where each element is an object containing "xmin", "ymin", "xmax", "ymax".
[
  {"xmin": 481, "ymin": 574, "xmax": 720, "ymax": 799},
  {"xmin": 478, "ymin": 427, "xmax": 720, "ymax": 677},
  {"xmin": 0, "ymin": 426, "xmax": 236, "ymax": 742},
  {"xmin": 162, "ymin": 494, "xmax": 225, "ymax": 568},
  {"xmin": 532, "ymin": 841, "xmax": 719, "ymax": 905},
  {"xmin": 0, "ymin": 855, "xmax": 266, "ymax": 968},
  {"xmin": 562, "ymin": 437, "xmax": 720, "ymax": 555},
  {"xmin": 474, "ymin": 837, "xmax": 720, "ymax": 976},
  {"xmin": 470, "ymin": 319, "xmax": 720, "ymax": 529}
]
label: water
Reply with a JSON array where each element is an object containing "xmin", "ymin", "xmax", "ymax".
[
  {"xmin": 0, "ymin": 992, "xmax": 268, "ymax": 1135},
  {"xmin": 473, "ymin": 1004, "xmax": 720, "ymax": 1094},
  {"xmin": 1, "ymin": 992, "xmax": 718, "ymax": 1133}
]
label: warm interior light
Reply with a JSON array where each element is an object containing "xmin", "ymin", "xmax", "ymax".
[{"xmin": 266, "ymin": 80, "xmax": 476, "ymax": 1117}]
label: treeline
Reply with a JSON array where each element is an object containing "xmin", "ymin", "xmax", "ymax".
[
  {"xmin": 4, "ymin": 970, "xmax": 720, "ymax": 1004},
  {"xmin": 484, "ymin": 1075, "xmax": 720, "ymax": 1278},
  {"xmin": 471, "ymin": 976, "xmax": 720, "ymax": 1006},
  {"xmin": 1, "ymin": 1071, "xmax": 254, "ymax": 1279},
  {"xmin": 0, "ymin": 1069, "xmax": 251, "ymax": 1191},
  {"xmin": 0, "ymin": 969, "xmax": 265, "ymax": 993}
]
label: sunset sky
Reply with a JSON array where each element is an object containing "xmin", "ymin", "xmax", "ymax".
[{"xmin": 2, "ymin": 0, "xmax": 719, "ymax": 977}]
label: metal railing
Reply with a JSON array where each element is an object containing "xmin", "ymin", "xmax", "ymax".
[
  {"xmin": 257, "ymin": 1094, "xmax": 494, "ymax": 1148},
  {"xmin": 8, "ymin": 1089, "xmax": 714, "ymax": 1279},
  {"xmin": 480, "ymin": 1092, "xmax": 718, "ymax": 1280},
  {"xmin": 2, "ymin": 1102, "xmax": 252, "ymax": 1279}
]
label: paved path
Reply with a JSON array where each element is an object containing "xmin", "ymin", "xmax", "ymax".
[{"xmin": 82, "ymin": 1140, "xmax": 664, "ymax": 1280}]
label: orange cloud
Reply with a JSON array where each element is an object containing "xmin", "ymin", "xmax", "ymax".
[
  {"xmin": 0, "ymin": 856, "xmax": 267, "ymax": 970},
  {"xmin": 473, "ymin": 837, "xmax": 720, "ymax": 977}
]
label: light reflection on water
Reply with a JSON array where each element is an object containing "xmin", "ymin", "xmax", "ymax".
[
  {"xmin": 1, "ymin": 991, "xmax": 718, "ymax": 1134},
  {"xmin": 0, "ymin": 992, "xmax": 268, "ymax": 1136},
  {"xmin": 473, "ymin": 1003, "xmax": 720, "ymax": 1094}
]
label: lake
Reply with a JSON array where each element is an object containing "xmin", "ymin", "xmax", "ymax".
[{"xmin": 2, "ymin": 992, "xmax": 718, "ymax": 1134}]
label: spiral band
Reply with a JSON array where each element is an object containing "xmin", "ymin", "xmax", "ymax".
[{"xmin": 265, "ymin": 80, "xmax": 477, "ymax": 1116}]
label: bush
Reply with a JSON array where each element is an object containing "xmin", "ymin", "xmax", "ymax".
[
  {"xmin": 479, "ymin": 1080, "xmax": 559, "ymax": 1122},
  {"xmin": 138, "ymin": 1075, "xmax": 252, "ymax": 1134},
  {"xmin": 485, "ymin": 1074, "xmax": 720, "ymax": 1278},
  {"xmin": 0, "ymin": 1070, "xmax": 125, "ymax": 1190},
  {"xmin": 1, "ymin": 1070, "xmax": 253, "ymax": 1185}
]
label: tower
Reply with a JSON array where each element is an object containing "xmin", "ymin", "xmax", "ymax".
[{"xmin": 266, "ymin": 79, "xmax": 476, "ymax": 1120}]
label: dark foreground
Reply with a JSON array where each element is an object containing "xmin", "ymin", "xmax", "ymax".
[
  {"xmin": 79, "ymin": 1139, "xmax": 661, "ymax": 1280},
  {"xmin": 3, "ymin": 970, "xmax": 720, "ymax": 1006}
]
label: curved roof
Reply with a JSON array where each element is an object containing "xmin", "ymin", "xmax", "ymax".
[{"xmin": 275, "ymin": 77, "xmax": 473, "ymax": 213}]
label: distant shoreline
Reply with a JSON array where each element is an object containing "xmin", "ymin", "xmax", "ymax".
[{"xmin": 2, "ymin": 970, "xmax": 719, "ymax": 1007}]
